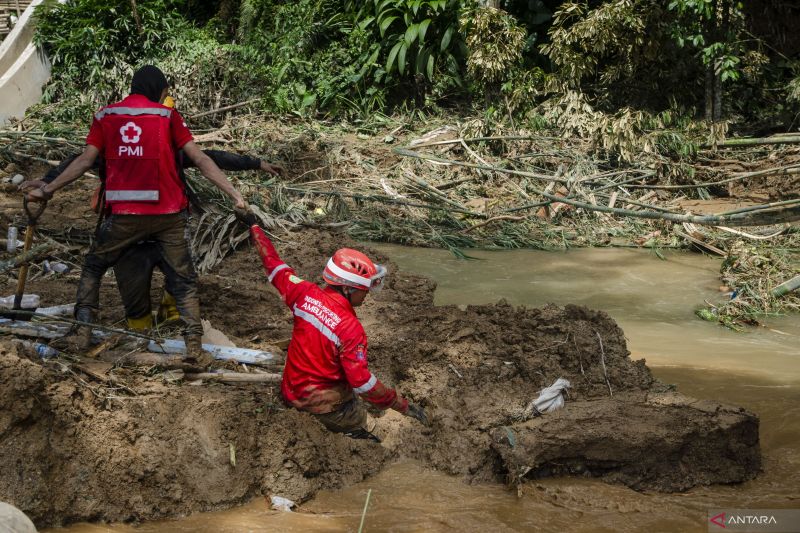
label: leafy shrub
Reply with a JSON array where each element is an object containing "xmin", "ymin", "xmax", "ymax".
[
  {"xmin": 34, "ymin": 0, "xmax": 188, "ymax": 116},
  {"xmin": 461, "ymin": 6, "xmax": 526, "ymax": 89},
  {"xmin": 236, "ymin": 0, "xmax": 467, "ymax": 117}
]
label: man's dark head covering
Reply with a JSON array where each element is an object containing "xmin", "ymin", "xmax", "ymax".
[{"xmin": 130, "ymin": 65, "xmax": 169, "ymax": 103}]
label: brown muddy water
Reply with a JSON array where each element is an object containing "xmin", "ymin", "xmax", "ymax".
[{"xmin": 47, "ymin": 248, "xmax": 800, "ymax": 533}]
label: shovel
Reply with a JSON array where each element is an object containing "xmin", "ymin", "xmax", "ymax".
[{"xmin": 12, "ymin": 197, "xmax": 47, "ymax": 310}]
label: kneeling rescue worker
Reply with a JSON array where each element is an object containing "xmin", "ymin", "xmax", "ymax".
[{"xmin": 238, "ymin": 211, "xmax": 428, "ymax": 440}]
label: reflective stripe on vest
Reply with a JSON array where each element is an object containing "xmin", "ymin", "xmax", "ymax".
[
  {"xmin": 95, "ymin": 107, "xmax": 172, "ymax": 121},
  {"xmin": 105, "ymin": 190, "xmax": 159, "ymax": 202},
  {"xmin": 292, "ymin": 304, "xmax": 341, "ymax": 346}
]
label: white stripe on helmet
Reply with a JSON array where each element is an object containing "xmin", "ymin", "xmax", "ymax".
[{"xmin": 325, "ymin": 257, "xmax": 372, "ymax": 288}]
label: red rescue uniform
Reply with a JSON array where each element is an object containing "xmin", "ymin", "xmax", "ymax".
[
  {"xmin": 86, "ymin": 94, "xmax": 193, "ymax": 215},
  {"xmin": 249, "ymin": 225, "xmax": 409, "ymax": 415}
]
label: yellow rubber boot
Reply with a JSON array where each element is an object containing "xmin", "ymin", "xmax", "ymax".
[
  {"xmin": 156, "ymin": 291, "xmax": 181, "ymax": 326},
  {"xmin": 127, "ymin": 313, "xmax": 154, "ymax": 332}
]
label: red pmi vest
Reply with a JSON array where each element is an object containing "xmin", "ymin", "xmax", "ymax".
[{"xmin": 96, "ymin": 103, "xmax": 173, "ymax": 204}]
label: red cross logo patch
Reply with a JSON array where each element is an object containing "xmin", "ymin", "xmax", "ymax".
[{"xmin": 120, "ymin": 121, "xmax": 142, "ymax": 144}]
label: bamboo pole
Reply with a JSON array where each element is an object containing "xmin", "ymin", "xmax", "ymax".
[
  {"xmin": 189, "ymin": 99, "xmax": 260, "ymax": 120},
  {"xmin": 184, "ymin": 372, "xmax": 282, "ymax": 383},
  {"xmin": 0, "ymin": 243, "xmax": 54, "ymax": 274},
  {"xmin": 394, "ymin": 146, "xmax": 800, "ymax": 226},
  {"xmin": 709, "ymin": 136, "xmax": 800, "ymax": 148},
  {"xmin": 393, "ymin": 147, "xmax": 570, "ymax": 184},
  {"xmin": 625, "ymin": 164, "xmax": 800, "ymax": 190},
  {"xmin": 267, "ymin": 184, "xmax": 486, "ymax": 217},
  {"xmin": 771, "ymin": 275, "xmax": 800, "ymax": 298}
]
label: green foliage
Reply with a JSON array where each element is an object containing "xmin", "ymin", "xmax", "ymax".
[
  {"xmin": 667, "ymin": 0, "xmax": 744, "ymax": 83},
  {"xmin": 541, "ymin": 0, "xmax": 666, "ymax": 94},
  {"xmin": 355, "ymin": 0, "xmax": 464, "ymax": 85},
  {"xmin": 236, "ymin": 0, "xmax": 466, "ymax": 117},
  {"xmin": 34, "ymin": 0, "xmax": 189, "ymax": 118},
  {"xmin": 461, "ymin": 6, "xmax": 526, "ymax": 88}
]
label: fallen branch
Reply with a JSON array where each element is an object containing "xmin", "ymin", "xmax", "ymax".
[
  {"xmin": 595, "ymin": 331, "xmax": 613, "ymax": 397},
  {"xmin": 265, "ymin": 184, "xmax": 487, "ymax": 218},
  {"xmin": 0, "ymin": 243, "xmax": 55, "ymax": 274},
  {"xmin": 184, "ymin": 372, "xmax": 282, "ymax": 383},
  {"xmin": 625, "ymin": 164, "xmax": 800, "ymax": 190},
  {"xmin": 394, "ymin": 146, "xmax": 570, "ymax": 184},
  {"xmin": 459, "ymin": 215, "xmax": 525, "ymax": 234},
  {"xmin": 772, "ymin": 275, "xmax": 800, "ymax": 298},
  {"xmin": 709, "ymin": 135, "xmax": 800, "ymax": 148},
  {"xmin": 714, "ymin": 225, "xmax": 788, "ymax": 240},
  {"xmin": 189, "ymin": 99, "xmax": 260, "ymax": 120}
]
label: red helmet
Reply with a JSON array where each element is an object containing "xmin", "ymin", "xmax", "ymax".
[{"xmin": 322, "ymin": 248, "xmax": 387, "ymax": 291}]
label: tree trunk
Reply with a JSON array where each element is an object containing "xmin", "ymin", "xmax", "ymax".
[
  {"xmin": 130, "ymin": 0, "xmax": 143, "ymax": 34},
  {"xmin": 714, "ymin": 0, "xmax": 730, "ymax": 122},
  {"xmin": 705, "ymin": 65, "xmax": 714, "ymax": 122}
]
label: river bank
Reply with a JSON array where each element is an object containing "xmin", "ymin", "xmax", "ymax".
[
  {"xmin": 42, "ymin": 248, "xmax": 799, "ymax": 533},
  {"xmin": 0, "ymin": 224, "xmax": 763, "ymax": 528}
]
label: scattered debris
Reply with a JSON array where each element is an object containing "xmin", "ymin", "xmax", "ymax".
[
  {"xmin": 146, "ymin": 339, "xmax": 280, "ymax": 366},
  {"xmin": 183, "ymin": 372, "xmax": 281, "ymax": 384},
  {"xmin": 269, "ymin": 496, "xmax": 295, "ymax": 512},
  {"xmin": 522, "ymin": 378, "xmax": 571, "ymax": 419}
]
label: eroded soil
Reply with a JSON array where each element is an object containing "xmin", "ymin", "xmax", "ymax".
[
  {"xmin": 0, "ymin": 173, "xmax": 761, "ymax": 528},
  {"xmin": 0, "ymin": 237, "xmax": 762, "ymax": 527}
]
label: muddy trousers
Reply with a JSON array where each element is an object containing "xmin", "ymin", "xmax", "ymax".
[
  {"xmin": 75, "ymin": 211, "xmax": 202, "ymax": 337},
  {"xmin": 312, "ymin": 398, "xmax": 379, "ymax": 442},
  {"xmin": 113, "ymin": 242, "xmax": 176, "ymax": 320}
]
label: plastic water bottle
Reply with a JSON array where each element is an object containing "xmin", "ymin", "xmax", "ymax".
[
  {"xmin": 24, "ymin": 341, "xmax": 59, "ymax": 359},
  {"xmin": 0, "ymin": 294, "xmax": 40, "ymax": 309},
  {"xmin": 35, "ymin": 303, "xmax": 75, "ymax": 316},
  {"xmin": 6, "ymin": 226, "xmax": 17, "ymax": 252},
  {"xmin": 43, "ymin": 261, "xmax": 69, "ymax": 274}
]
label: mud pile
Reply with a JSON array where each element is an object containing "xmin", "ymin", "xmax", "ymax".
[{"xmin": 0, "ymin": 227, "xmax": 761, "ymax": 528}]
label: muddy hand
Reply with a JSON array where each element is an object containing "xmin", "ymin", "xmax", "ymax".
[
  {"xmin": 260, "ymin": 161, "xmax": 284, "ymax": 176},
  {"xmin": 234, "ymin": 207, "xmax": 259, "ymax": 227},
  {"xmin": 25, "ymin": 187, "xmax": 51, "ymax": 203},
  {"xmin": 406, "ymin": 403, "xmax": 429, "ymax": 426},
  {"xmin": 18, "ymin": 179, "xmax": 47, "ymax": 192},
  {"xmin": 230, "ymin": 192, "xmax": 247, "ymax": 210}
]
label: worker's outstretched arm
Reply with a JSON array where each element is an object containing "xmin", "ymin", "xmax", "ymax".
[
  {"xmin": 182, "ymin": 141, "xmax": 246, "ymax": 209},
  {"xmin": 339, "ymin": 334, "xmax": 408, "ymax": 412},
  {"xmin": 248, "ymin": 224, "xmax": 307, "ymax": 308},
  {"xmin": 339, "ymin": 335, "xmax": 429, "ymax": 424},
  {"xmin": 27, "ymin": 145, "xmax": 100, "ymax": 201}
]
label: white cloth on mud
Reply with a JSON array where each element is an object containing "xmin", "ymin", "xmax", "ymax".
[
  {"xmin": 0, "ymin": 501, "xmax": 37, "ymax": 533},
  {"xmin": 524, "ymin": 378, "xmax": 571, "ymax": 418},
  {"xmin": 270, "ymin": 495, "xmax": 295, "ymax": 512}
]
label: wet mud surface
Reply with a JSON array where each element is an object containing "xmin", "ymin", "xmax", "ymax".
[{"xmin": 0, "ymin": 187, "xmax": 761, "ymax": 528}]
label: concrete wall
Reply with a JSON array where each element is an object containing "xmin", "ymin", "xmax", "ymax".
[{"xmin": 0, "ymin": 0, "xmax": 50, "ymax": 125}]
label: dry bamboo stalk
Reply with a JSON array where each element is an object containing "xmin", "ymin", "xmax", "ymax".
[
  {"xmin": 397, "ymin": 149, "xmax": 800, "ymax": 226},
  {"xmin": 710, "ymin": 136, "xmax": 800, "ymax": 147},
  {"xmin": 189, "ymin": 99, "xmax": 260, "ymax": 120},
  {"xmin": 772, "ymin": 275, "xmax": 800, "ymax": 298},
  {"xmin": 0, "ymin": 243, "xmax": 54, "ymax": 274},
  {"xmin": 595, "ymin": 332, "xmax": 613, "ymax": 397},
  {"xmin": 459, "ymin": 215, "xmax": 525, "ymax": 234},
  {"xmin": 626, "ymin": 163, "xmax": 800, "ymax": 190},
  {"xmin": 184, "ymin": 372, "xmax": 282, "ymax": 383}
]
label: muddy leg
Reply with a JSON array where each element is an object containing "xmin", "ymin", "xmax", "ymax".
[
  {"xmin": 313, "ymin": 399, "xmax": 379, "ymax": 441},
  {"xmin": 152, "ymin": 212, "xmax": 203, "ymax": 342},
  {"xmin": 113, "ymin": 243, "xmax": 160, "ymax": 325}
]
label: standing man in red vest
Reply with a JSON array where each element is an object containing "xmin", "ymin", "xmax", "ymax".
[{"xmin": 26, "ymin": 65, "xmax": 246, "ymax": 361}]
